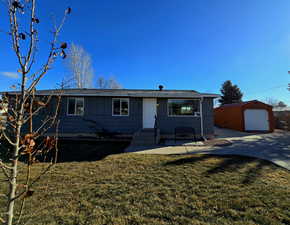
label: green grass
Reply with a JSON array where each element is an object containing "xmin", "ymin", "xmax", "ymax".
[{"xmin": 1, "ymin": 153, "xmax": 290, "ymax": 225}]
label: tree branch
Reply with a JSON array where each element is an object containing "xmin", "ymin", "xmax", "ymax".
[
  {"xmin": 24, "ymin": 0, "xmax": 36, "ymax": 71},
  {"xmin": 1, "ymin": 130, "xmax": 16, "ymax": 146},
  {"xmin": 0, "ymin": 160, "xmax": 12, "ymax": 182},
  {"xmin": 22, "ymin": 95, "xmax": 52, "ymax": 124},
  {"xmin": 8, "ymin": 0, "xmax": 24, "ymax": 70},
  {"xmin": 26, "ymin": 12, "xmax": 69, "ymax": 95},
  {"xmin": 34, "ymin": 97, "xmax": 61, "ymax": 139}
]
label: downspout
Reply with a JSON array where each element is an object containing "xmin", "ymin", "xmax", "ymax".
[{"xmin": 199, "ymin": 96, "xmax": 206, "ymax": 141}]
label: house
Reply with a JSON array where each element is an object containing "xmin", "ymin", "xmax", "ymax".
[
  {"xmin": 273, "ymin": 106, "xmax": 290, "ymax": 116},
  {"xmin": 273, "ymin": 107, "xmax": 290, "ymax": 130},
  {"xmin": 214, "ymin": 100, "xmax": 275, "ymax": 132},
  {"xmin": 0, "ymin": 100, "xmax": 7, "ymax": 130},
  {"xmin": 3, "ymin": 88, "xmax": 219, "ymax": 142}
]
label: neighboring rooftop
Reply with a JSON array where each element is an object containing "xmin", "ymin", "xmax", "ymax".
[
  {"xmin": 2, "ymin": 88, "xmax": 219, "ymax": 98},
  {"xmin": 273, "ymin": 107, "xmax": 290, "ymax": 112}
]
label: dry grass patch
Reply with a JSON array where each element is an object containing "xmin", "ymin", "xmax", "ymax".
[{"xmin": 0, "ymin": 154, "xmax": 290, "ymax": 225}]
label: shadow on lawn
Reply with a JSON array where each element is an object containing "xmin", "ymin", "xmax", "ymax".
[
  {"xmin": 162, "ymin": 130, "xmax": 290, "ymax": 175},
  {"xmin": 205, "ymin": 155, "xmax": 272, "ymax": 184},
  {"xmin": 164, "ymin": 154, "xmax": 274, "ymax": 184},
  {"xmin": 1, "ymin": 138, "xmax": 130, "ymax": 163},
  {"xmin": 57, "ymin": 140, "xmax": 130, "ymax": 162}
]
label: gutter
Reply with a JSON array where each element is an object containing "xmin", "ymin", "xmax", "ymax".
[{"xmin": 199, "ymin": 97, "xmax": 207, "ymax": 141}]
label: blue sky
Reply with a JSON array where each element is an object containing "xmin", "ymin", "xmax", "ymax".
[{"xmin": 0, "ymin": 0, "xmax": 289, "ymax": 104}]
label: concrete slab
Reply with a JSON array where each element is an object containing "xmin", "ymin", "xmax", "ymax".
[
  {"xmin": 214, "ymin": 127, "xmax": 259, "ymax": 138},
  {"xmin": 125, "ymin": 128, "xmax": 290, "ymax": 170},
  {"xmin": 164, "ymin": 140, "xmax": 204, "ymax": 146}
]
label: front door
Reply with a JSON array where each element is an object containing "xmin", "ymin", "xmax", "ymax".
[{"xmin": 143, "ymin": 98, "xmax": 157, "ymax": 128}]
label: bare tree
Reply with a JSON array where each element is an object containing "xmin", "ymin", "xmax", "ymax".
[
  {"xmin": 96, "ymin": 76, "xmax": 122, "ymax": 89},
  {"xmin": 265, "ymin": 98, "xmax": 288, "ymax": 108},
  {"xmin": 96, "ymin": 76, "xmax": 106, "ymax": 89},
  {"xmin": 107, "ymin": 77, "xmax": 122, "ymax": 89},
  {"xmin": 265, "ymin": 97, "xmax": 279, "ymax": 107},
  {"xmin": 0, "ymin": 1, "xmax": 70, "ymax": 225},
  {"xmin": 56, "ymin": 76, "xmax": 74, "ymax": 89},
  {"xmin": 66, "ymin": 43, "xmax": 94, "ymax": 88}
]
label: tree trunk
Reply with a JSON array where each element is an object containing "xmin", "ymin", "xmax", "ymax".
[{"xmin": 6, "ymin": 125, "xmax": 21, "ymax": 225}]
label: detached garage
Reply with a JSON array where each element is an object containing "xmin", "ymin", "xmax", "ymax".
[{"xmin": 214, "ymin": 100, "xmax": 274, "ymax": 132}]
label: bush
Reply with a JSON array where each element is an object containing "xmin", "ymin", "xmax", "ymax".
[{"xmin": 274, "ymin": 114, "xmax": 290, "ymax": 131}]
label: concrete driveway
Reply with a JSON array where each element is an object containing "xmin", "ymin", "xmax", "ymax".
[{"xmin": 126, "ymin": 128, "xmax": 290, "ymax": 170}]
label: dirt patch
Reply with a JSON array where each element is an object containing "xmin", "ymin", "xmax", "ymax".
[{"xmin": 57, "ymin": 140, "xmax": 130, "ymax": 162}]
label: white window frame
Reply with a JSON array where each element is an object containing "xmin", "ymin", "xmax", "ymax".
[
  {"xmin": 167, "ymin": 99, "xmax": 201, "ymax": 117},
  {"xmin": 67, "ymin": 97, "xmax": 84, "ymax": 116},
  {"xmin": 112, "ymin": 98, "xmax": 130, "ymax": 116}
]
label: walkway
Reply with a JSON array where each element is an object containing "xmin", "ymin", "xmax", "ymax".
[{"xmin": 125, "ymin": 128, "xmax": 290, "ymax": 170}]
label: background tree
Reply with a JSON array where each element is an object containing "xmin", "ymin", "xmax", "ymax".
[
  {"xmin": 107, "ymin": 77, "xmax": 122, "ymax": 89},
  {"xmin": 0, "ymin": 1, "xmax": 70, "ymax": 224},
  {"xmin": 65, "ymin": 43, "xmax": 94, "ymax": 88},
  {"xmin": 265, "ymin": 98, "xmax": 287, "ymax": 108},
  {"xmin": 56, "ymin": 76, "xmax": 74, "ymax": 89},
  {"xmin": 265, "ymin": 98, "xmax": 279, "ymax": 107},
  {"xmin": 96, "ymin": 76, "xmax": 106, "ymax": 89},
  {"xmin": 96, "ymin": 76, "xmax": 122, "ymax": 89},
  {"xmin": 219, "ymin": 80, "xmax": 243, "ymax": 105},
  {"xmin": 277, "ymin": 101, "xmax": 287, "ymax": 108}
]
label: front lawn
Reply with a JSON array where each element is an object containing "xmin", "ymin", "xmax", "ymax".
[{"xmin": 0, "ymin": 154, "xmax": 289, "ymax": 225}]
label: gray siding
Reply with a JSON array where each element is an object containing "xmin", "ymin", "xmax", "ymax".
[
  {"xmin": 156, "ymin": 98, "xmax": 214, "ymax": 136},
  {"xmin": 20, "ymin": 97, "xmax": 58, "ymax": 134},
  {"xmin": 58, "ymin": 96, "xmax": 142, "ymax": 134},
  {"xmin": 30, "ymin": 96, "xmax": 214, "ymax": 136},
  {"xmin": 202, "ymin": 98, "xmax": 214, "ymax": 135}
]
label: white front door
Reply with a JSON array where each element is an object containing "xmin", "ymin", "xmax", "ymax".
[
  {"xmin": 143, "ymin": 98, "xmax": 157, "ymax": 128},
  {"xmin": 244, "ymin": 109, "xmax": 269, "ymax": 131}
]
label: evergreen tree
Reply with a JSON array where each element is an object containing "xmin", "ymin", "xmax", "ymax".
[{"xmin": 219, "ymin": 80, "xmax": 243, "ymax": 105}]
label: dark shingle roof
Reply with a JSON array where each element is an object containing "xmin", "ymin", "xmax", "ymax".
[{"xmin": 2, "ymin": 88, "xmax": 219, "ymax": 98}]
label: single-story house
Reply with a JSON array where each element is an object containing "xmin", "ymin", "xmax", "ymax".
[
  {"xmin": 3, "ymin": 88, "xmax": 219, "ymax": 141},
  {"xmin": 214, "ymin": 100, "xmax": 274, "ymax": 132}
]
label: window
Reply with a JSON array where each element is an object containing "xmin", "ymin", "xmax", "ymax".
[
  {"xmin": 112, "ymin": 98, "xmax": 129, "ymax": 116},
  {"xmin": 168, "ymin": 99, "xmax": 200, "ymax": 116},
  {"xmin": 67, "ymin": 97, "xmax": 84, "ymax": 116}
]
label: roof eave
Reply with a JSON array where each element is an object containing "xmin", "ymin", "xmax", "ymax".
[{"xmin": 1, "ymin": 90, "xmax": 220, "ymax": 98}]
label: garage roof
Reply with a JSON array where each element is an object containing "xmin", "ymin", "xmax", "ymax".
[{"xmin": 217, "ymin": 100, "xmax": 272, "ymax": 108}]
